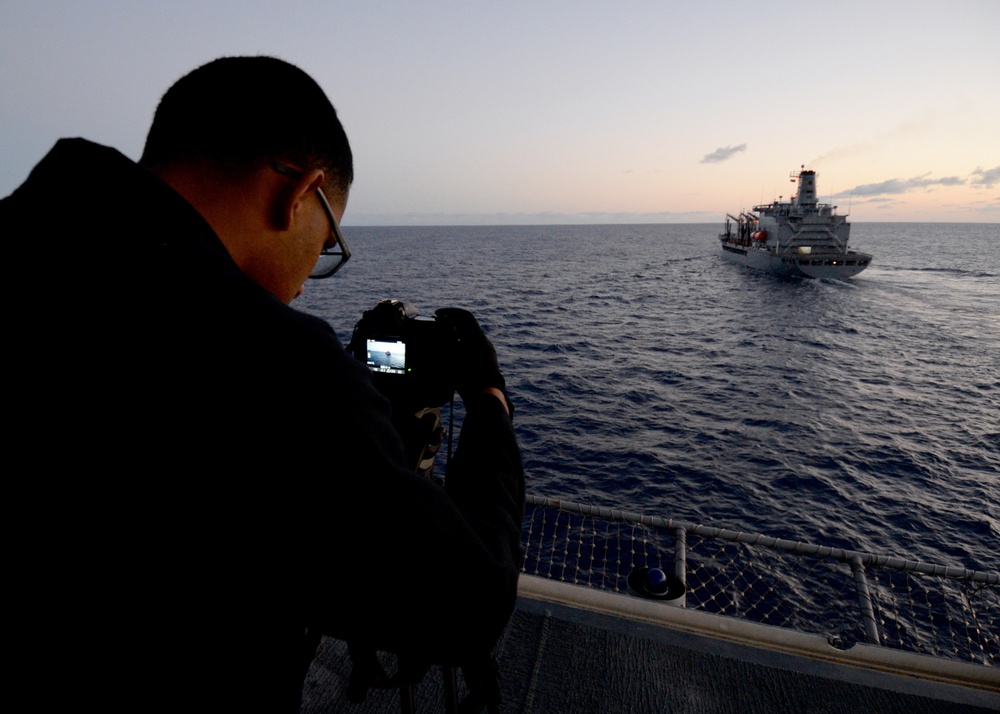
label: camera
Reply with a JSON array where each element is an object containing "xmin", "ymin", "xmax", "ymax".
[{"xmin": 349, "ymin": 299, "xmax": 457, "ymax": 411}]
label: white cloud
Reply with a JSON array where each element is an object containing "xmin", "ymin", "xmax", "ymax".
[{"xmin": 700, "ymin": 144, "xmax": 746, "ymax": 164}]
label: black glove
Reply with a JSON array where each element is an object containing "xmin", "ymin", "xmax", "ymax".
[{"xmin": 434, "ymin": 308, "xmax": 508, "ymax": 409}]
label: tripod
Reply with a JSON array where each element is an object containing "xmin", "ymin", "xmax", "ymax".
[
  {"xmin": 359, "ymin": 405, "xmax": 468, "ymax": 713},
  {"xmin": 301, "ymin": 403, "xmax": 501, "ymax": 713}
]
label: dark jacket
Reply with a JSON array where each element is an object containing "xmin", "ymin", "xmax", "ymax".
[{"xmin": 1, "ymin": 139, "xmax": 524, "ymax": 711}]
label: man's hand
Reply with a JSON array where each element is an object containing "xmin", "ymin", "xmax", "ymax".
[{"xmin": 434, "ymin": 308, "xmax": 510, "ymax": 415}]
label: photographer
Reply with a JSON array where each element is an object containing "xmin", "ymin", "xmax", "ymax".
[{"xmin": 2, "ymin": 56, "xmax": 524, "ymax": 712}]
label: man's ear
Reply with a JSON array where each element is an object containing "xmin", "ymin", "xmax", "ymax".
[{"xmin": 273, "ymin": 168, "xmax": 325, "ymax": 231}]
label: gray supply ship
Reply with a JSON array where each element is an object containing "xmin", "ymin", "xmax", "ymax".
[{"xmin": 719, "ymin": 167, "xmax": 872, "ymax": 279}]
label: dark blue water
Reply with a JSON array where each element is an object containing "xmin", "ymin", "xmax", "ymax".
[{"xmin": 298, "ymin": 223, "xmax": 1000, "ymax": 574}]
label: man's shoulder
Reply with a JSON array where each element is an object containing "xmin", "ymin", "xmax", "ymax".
[
  {"xmin": 3, "ymin": 137, "xmax": 196, "ymax": 234},
  {"xmin": 46, "ymin": 137, "xmax": 131, "ymax": 164},
  {"xmin": 5, "ymin": 138, "xmax": 134, "ymax": 195}
]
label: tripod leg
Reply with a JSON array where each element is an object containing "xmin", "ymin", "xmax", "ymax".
[
  {"xmin": 398, "ymin": 684, "xmax": 415, "ymax": 714},
  {"xmin": 443, "ymin": 665, "xmax": 459, "ymax": 714},
  {"xmin": 459, "ymin": 654, "xmax": 502, "ymax": 714}
]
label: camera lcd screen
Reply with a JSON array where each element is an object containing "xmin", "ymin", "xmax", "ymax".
[{"xmin": 366, "ymin": 338, "xmax": 406, "ymax": 375}]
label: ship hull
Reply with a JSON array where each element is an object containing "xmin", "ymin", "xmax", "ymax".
[{"xmin": 720, "ymin": 242, "xmax": 872, "ymax": 280}]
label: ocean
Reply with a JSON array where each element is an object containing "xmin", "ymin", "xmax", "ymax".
[{"xmin": 298, "ymin": 222, "xmax": 1000, "ymax": 575}]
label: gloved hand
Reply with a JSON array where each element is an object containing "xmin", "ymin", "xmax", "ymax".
[{"xmin": 434, "ymin": 308, "xmax": 509, "ymax": 411}]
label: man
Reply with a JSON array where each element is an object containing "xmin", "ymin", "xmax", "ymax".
[{"xmin": 2, "ymin": 56, "xmax": 524, "ymax": 712}]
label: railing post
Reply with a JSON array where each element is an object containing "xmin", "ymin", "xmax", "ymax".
[
  {"xmin": 849, "ymin": 554, "xmax": 881, "ymax": 645},
  {"xmin": 673, "ymin": 526, "xmax": 687, "ymax": 608}
]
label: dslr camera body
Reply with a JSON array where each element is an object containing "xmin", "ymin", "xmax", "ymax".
[{"xmin": 349, "ymin": 299, "xmax": 458, "ymax": 412}]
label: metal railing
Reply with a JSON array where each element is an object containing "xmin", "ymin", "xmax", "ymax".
[{"xmin": 520, "ymin": 495, "xmax": 999, "ymax": 667}]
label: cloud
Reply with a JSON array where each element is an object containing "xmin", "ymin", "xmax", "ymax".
[
  {"xmin": 810, "ymin": 142, "xmax": 871, "ymax": 166},
  {"xmin": 970, "ymin": 165, "xmax": 1000, "ymax": 189},
  {"xmin": 700, "ymin": 144, "xmax": 746, "ymax": 163},
  {"xmin": 810, "ymin": 118, "xmax": 930, "ymax": 167},
  {"xmin": 830, "ymin": 174, "xmax": 964, "ymax": 198}
]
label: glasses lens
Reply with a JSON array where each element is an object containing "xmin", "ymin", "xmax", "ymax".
[{"xmin": 310, "ymin": 250, "xmax": 345, "ymax": 279}]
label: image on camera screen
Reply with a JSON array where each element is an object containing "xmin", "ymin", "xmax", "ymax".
[{"xmin": 366, "ymin": 338, "xmax": 406, "ymax": 374}]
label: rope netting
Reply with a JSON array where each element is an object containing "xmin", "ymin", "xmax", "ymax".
[{"xmin": 520, "ymin": 496, "xmax": 999, "ymax": 667}]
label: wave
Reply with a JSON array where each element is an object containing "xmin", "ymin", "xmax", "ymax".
[
  {"xmin": 300, "ymin": 223, "xmax": 1000, "ymax": 573},
  {"xmin": 878, "ymin": 265, "xmax": 998, "ymax": 279}
]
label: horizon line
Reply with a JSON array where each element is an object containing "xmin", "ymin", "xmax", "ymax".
[{"xmin": 343, "ymin": 214, "xmax": 999, "ymax": 228}]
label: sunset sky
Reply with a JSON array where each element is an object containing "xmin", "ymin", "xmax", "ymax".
[{"xmin": 3, "ymin": 0, "xmax": 998, "ymax": 224}]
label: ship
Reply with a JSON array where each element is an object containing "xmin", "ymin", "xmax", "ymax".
[{"xmin": 719, "ymin": 167, "xmax": 872, "ymax": 279}]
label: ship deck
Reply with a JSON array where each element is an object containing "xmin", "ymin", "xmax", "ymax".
[
  {"xmin": 300, "ymin": 579, "xmax": 999, "ymax": 713},
  {"xmin": 301, "ymin": 496, "xmax": 999, "ymax": 712}
]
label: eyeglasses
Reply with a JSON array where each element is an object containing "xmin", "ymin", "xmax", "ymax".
[{"xmin": 272, "ymin": 161, "xmax": 351, "ymax": 279}]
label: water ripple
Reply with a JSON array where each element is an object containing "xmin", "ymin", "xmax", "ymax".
[{"xmin": 300, "ymin": 223, "xmax": 1000, "ymax": 573}]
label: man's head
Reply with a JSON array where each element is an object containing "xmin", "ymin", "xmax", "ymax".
[
  {"xmin": 142, "ymin": 56, "xmax": 353, "ymax": 302},
  {"xmin": 141, "ymin": 56, "xmax": 352, "ymax": 196}
]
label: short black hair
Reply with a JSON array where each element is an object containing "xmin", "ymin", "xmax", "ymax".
[{"xmin": 140, "ymin": 56, "xmax": 353, "ymax": 196}]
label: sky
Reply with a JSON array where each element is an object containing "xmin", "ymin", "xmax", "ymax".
[{"xmin": 2, "ymin": 0, "xmax": 999, "ymax": 225}]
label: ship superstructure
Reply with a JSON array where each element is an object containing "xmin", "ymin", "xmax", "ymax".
[{"xmin": 719, "ymin": 167, "xmax": 872, "ymax": 279}]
